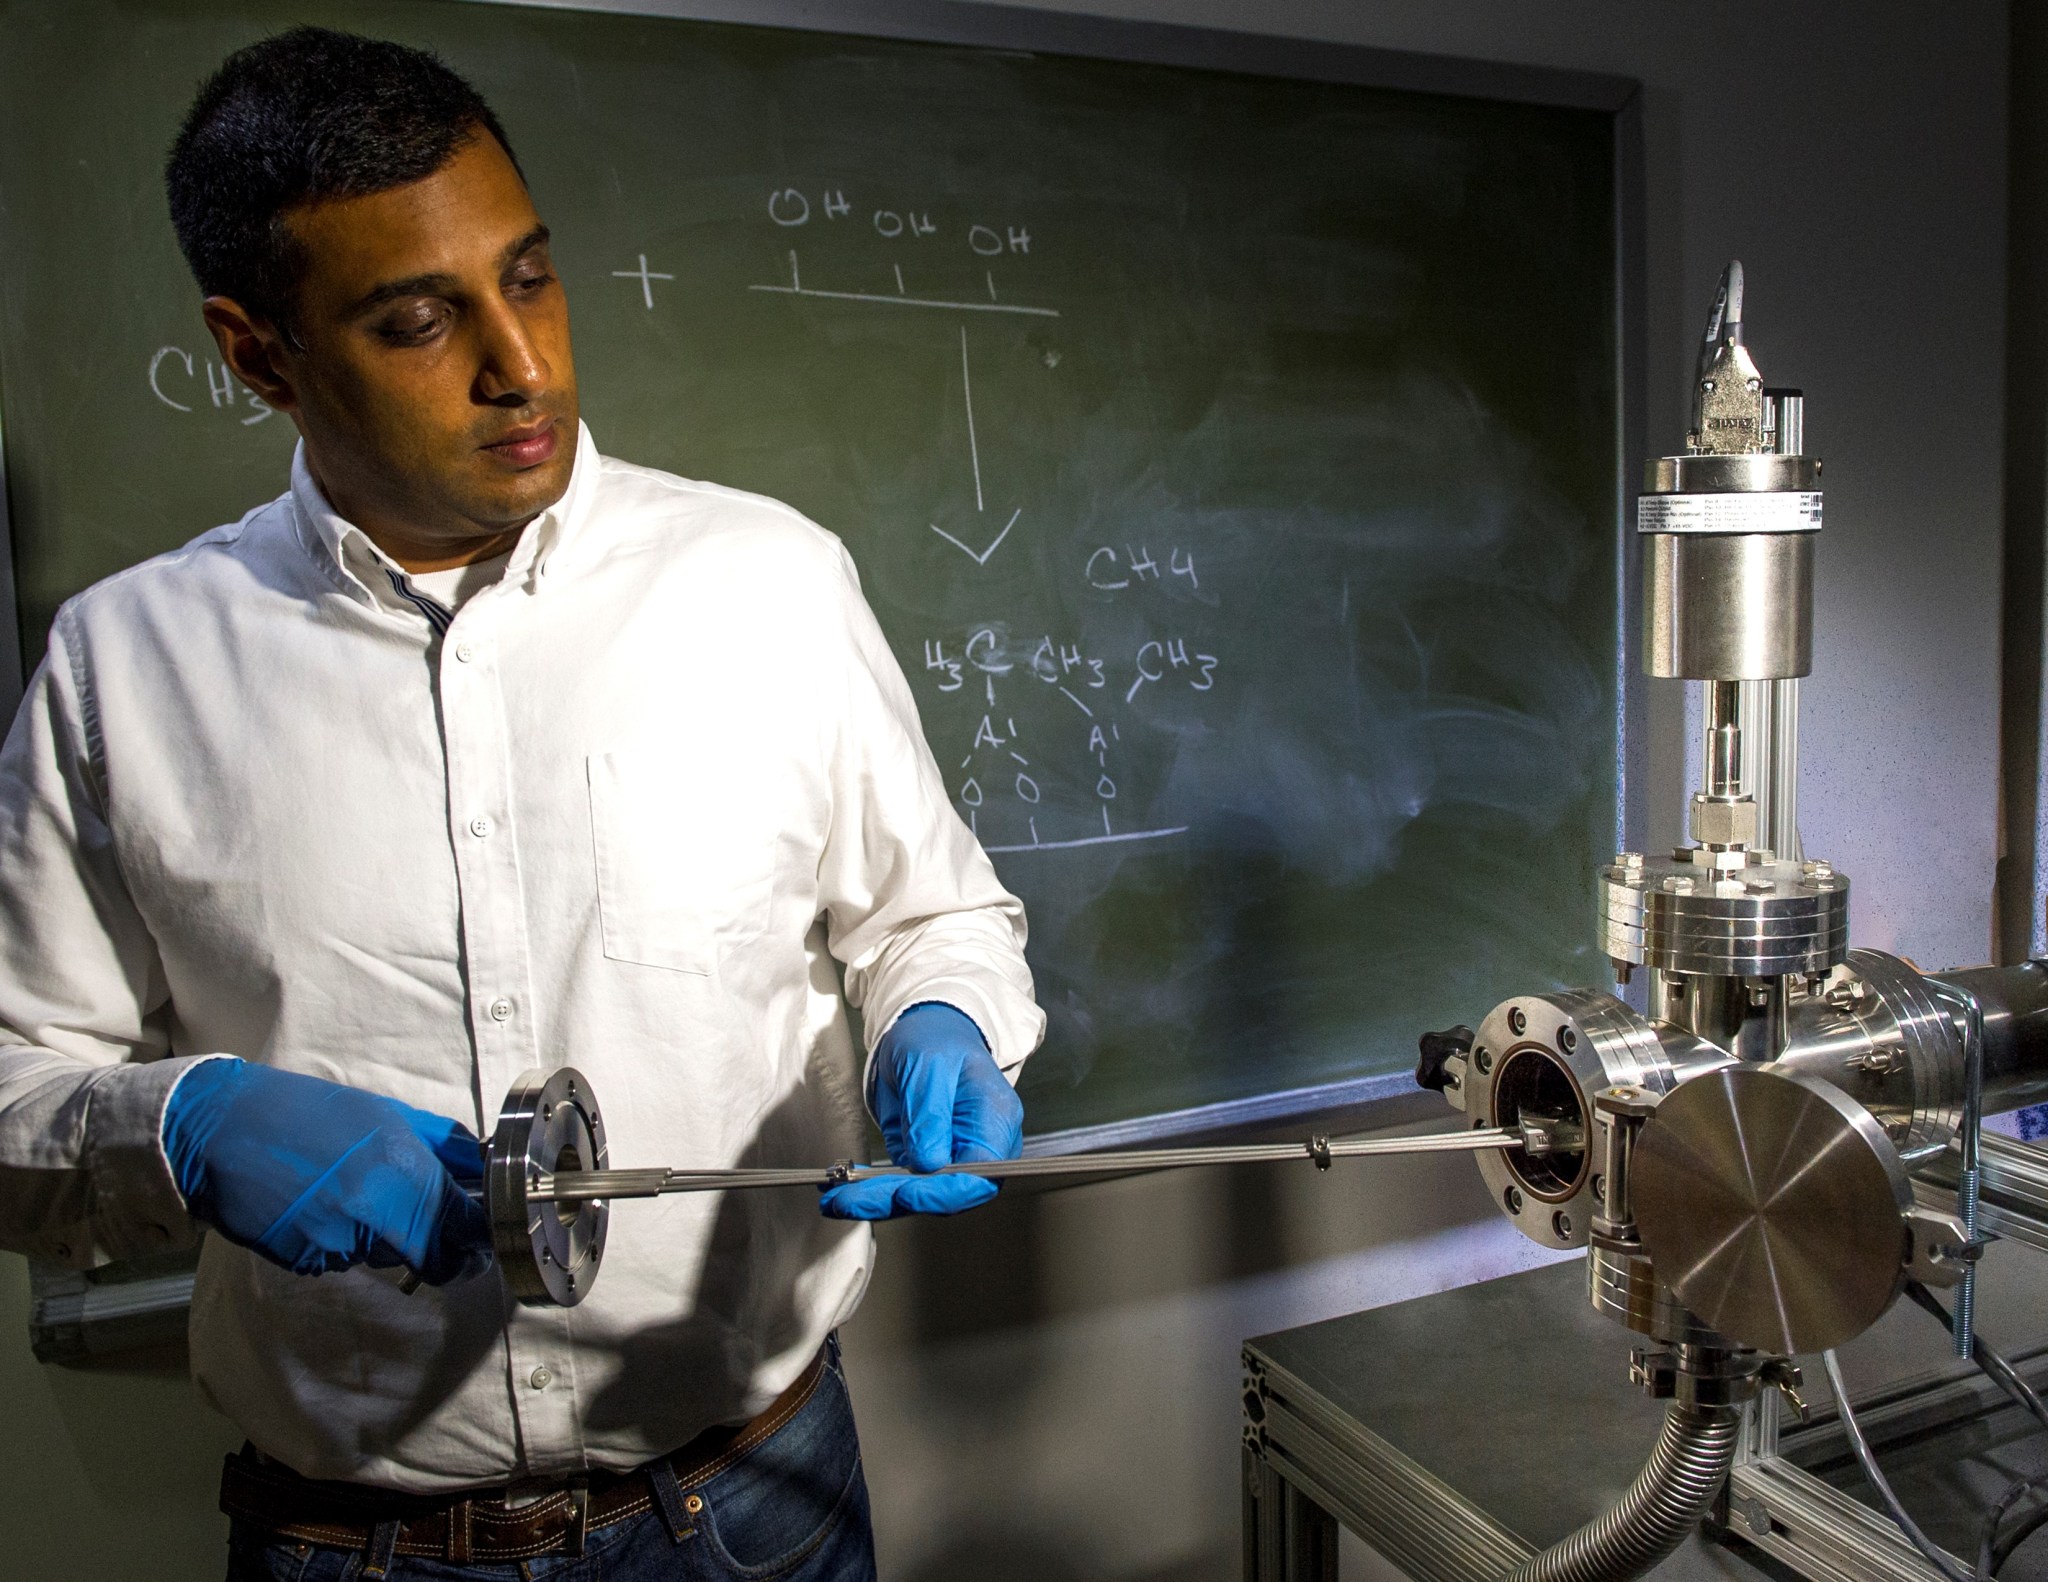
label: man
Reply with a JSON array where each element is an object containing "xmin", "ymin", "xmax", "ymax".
[{"xmin": 0, "ymin": 26, "xmax": 1041, "ymax": 1580}]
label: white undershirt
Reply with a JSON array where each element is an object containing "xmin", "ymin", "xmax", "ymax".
[{"xmin": 407, "ymin": 550, "xmax": 513, "ymax": 610}]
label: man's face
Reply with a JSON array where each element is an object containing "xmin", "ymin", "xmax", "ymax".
[{"xmin": 250, "ymin": 133, "xmax": 578, "ymax": 558}]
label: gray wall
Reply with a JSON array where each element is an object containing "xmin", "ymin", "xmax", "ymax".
[{"xmin": 1, "ymin": 1, "xmax": 2013, "ymax": 1578}]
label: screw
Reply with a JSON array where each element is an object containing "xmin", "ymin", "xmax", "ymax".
[
  {"xmin": 1508, "ymin": 1007, "xmax": 1528, "ymax": 1036},
  {"xmin": 1558, "ymin": 1026, "xmax": 1579, "ymax": 1055},
  {"xmin": 1505, "ymin": 1187, "xmax": 1524, "ymax": 1214},
  {"xmin": 1591, "ymin": 1172, "xmax": 1606, "ymax": 1204},
  {"xmin": 1662, "ymin": 875, "xmax": 1696, "ymax": 894},
  {"xmin": 1553, "ymin": 1212, "xmax": 1573, "ymax": 1238},
  {"xmin": 1475, "ymin": 1047, "xmax": 1494, "ymax": 1075}
]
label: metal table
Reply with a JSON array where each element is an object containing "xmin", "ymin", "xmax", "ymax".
[{"xmin": 1242, "ymin": 1245, "xmax": 2048, "ymax": 1582}]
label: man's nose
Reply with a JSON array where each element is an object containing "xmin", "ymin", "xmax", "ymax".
[{"xmin": 475, "ymin": 300, "xmax": 549, "ymax": 406}]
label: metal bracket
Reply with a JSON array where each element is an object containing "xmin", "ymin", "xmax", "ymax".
[{"xmin": 1902, "ymin": 1205, "xmax": 1982, "ymax": 1290}]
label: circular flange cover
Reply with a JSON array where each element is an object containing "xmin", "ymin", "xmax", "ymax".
[
  {"xmin": 1632, "ymin": 1064, "xmax": 1909, "ymax": 1354},
  {"xmin": 489, "ymin": 1066, "xmax": 609, "ymax": 1307}
]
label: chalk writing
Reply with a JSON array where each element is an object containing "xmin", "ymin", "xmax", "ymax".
[
  {"xmin": 750, "ymin": 248, "xmax": 1058, "ymax": 319},
  {"xmin": 611, "ymin": 253, "xmax": 674, "ymax": 309},
  {"xmin": 745, "ymin": 188, "xmax": 1211, "ymax": 855},
  {"xmin": 928, "ymin": 329, "xmax": 1023, "ymax": 566},
  {"xmin": 148, "ymin": 346, "xmax": 272, "ymax": 426},
  {"xmin": 924, "ymin": 619, "xmax": 1217, "ymax": 852}
]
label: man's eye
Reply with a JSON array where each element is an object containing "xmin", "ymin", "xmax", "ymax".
[
  {"xmin": 378, "ymin": 310, "xmax": 447, "ymax": 346},
  {"xmin": 508, "ymin": 270, "xmax": 556, "ymax": 297}
]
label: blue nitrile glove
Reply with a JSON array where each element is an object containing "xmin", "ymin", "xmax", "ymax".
[
  {"xmin": 162, "ymin": 1058, "xmax": 493, "ymax": 1284},
  {"xmin": 818, "ymin": 1002, "xmax": 1023, "ymax": 1220}
]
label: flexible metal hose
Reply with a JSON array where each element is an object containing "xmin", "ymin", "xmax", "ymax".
[{"xmin": 1502, "ymin": 1403, "xmax": 1740, "ymax": 1582}]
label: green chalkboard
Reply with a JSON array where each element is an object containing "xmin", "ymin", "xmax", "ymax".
[{"xmin": 0, "ymin": 0, "xmax": 1623, "ymax": 1136}]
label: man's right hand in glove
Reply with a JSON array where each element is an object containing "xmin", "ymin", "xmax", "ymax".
[{"xmin": 161, "ymin": 1057, "xmax": 493, "ymax": 1285}]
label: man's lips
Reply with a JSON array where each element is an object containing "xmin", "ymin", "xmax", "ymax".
[{"xmin": 481, "ymin": 419, "xmax": 559, "ymax": 468}]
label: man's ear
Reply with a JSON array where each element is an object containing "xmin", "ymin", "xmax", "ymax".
[{"xmin": 201, "ymin": 295, "xmax": 301, "ymax": 414}]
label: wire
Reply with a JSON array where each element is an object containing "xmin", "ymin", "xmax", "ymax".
[
  {"xmin": 1904, "ymin": 1281, "xmax": 2048, "ymax": 1578},
  {"xmin": 1821, "ymin": 1347, "xmax": 1973, "ymax": 1582},
  {"xmin": 1994, "ymin": 1499, "xmax": 2048, "ymax": 1573},
  {"xmin": 1904, "ymin": 1284, "xmax": 2048, "ymax": 1437}
]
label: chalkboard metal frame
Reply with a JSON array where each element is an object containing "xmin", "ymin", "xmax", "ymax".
[
  {"xmin": 0, "ymin": 2, "xmax": 1650, "ymax": 1167},
  {"xmin": 485, "ymin": 0, "xmax": 1653, "ymax": 1152}
]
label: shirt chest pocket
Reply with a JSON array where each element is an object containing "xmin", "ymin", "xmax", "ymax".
[{"xmin": 586, "ymin": 741, "xmax": 778, "ymax": 975}]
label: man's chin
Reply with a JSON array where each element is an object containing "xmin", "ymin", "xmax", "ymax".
[{"xmin": 466, "ymin": 451, "xmax": 575, "ymax": 528}]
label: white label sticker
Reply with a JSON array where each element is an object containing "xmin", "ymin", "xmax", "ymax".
[{"xmin": 1636, "ymin": 491, "xmax": 1823, "ymax": 534}]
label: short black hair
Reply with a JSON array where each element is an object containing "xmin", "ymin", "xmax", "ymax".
[{"xmin": 166, "ymin": 26, "xmax": 519, "ymax": 333}]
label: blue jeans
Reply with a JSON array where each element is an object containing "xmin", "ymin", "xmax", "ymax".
[{"xmin": 226, "ymin": 1343, "xmax": 876, "ymax": 1582}]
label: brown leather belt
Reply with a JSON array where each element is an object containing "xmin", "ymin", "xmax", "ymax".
[{"xmin": 220, "ymin": 1345, "xmax": 826, "ymax": 1567}]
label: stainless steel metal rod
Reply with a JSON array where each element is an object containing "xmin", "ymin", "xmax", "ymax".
[{"xmin": 532, "ymin": 1128, "xmax": 1522, "ymax": 1204}]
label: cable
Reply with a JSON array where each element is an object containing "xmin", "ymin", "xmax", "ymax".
[
  {"xmin": 1993, "ymin": 1499, "xmax": 2048, "ymax": 1573},
  {"xmin": 1902, "ymin": 1282, "xmax": 2048, "ymax": 1579},
  {"xmin": 1904, "ymin": 1283, "xmax": 2048, "ymax": 1437},
  {"xmin": 1821, "ymin": 1348, "xmax": 1973, "ymax": 1582}
]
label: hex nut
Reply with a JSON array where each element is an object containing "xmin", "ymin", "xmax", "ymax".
[{"xmin": 1689, "ymin": 795, "xmax": 1758, "ymax": 848}]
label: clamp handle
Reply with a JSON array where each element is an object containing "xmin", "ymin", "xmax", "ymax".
[{"xmin": 1415, "ymin": 1025, "xmax": 1475, "ymax": 1095}]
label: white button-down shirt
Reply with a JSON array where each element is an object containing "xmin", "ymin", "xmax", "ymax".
[{"xmin": 0, "ymin": 423, "xmax": 1042, "ymax": 1490}]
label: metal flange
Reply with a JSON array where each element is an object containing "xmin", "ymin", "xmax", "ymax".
[
  {"xmin": 1632, "ymin": 1064, "xmax": 1911, "ymax": 1354},
  {"xmin": 1600, "ymin": 852, "xmax": 1849, "ymax": 978},
  {"xmin": 1464, "ymin": 990, "xmax": 1671, "ymax": 1252},
  {"xmin": 489, "ymin": 1066, "xmax": 609, "ymax": 1307}
]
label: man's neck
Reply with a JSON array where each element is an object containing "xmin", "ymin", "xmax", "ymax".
[
  {"xmin": 371, "ymin": 527, "xmax": 527, "ymax": 575},
  {"xmin": 303, "ymin": 453, "xmax": 531, "ymax": 574}
]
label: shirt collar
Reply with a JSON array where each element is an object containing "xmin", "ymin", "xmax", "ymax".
[{"xmin": 289, "ymin": 419, "xmax": 602, "ymax": 615}]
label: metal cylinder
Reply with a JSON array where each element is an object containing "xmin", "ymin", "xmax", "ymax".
[
  {"xmin": 1772, "ymin": 955, "xmax": 2048, "ymax": 1165},
  {"xmin": 1927, "ymin": 961, "xmax": 2048, "ymax": 1111},
  {"xmin": 1767, "ymin": 678, "xmax": 1803, "ymax": 860},
  {"xmin": 1644, "ymin": 532, "xmax": 1814, "ymax": 679},
  {"xmin": 1703, "ymin": 681, "xmax": 1742, "ymax": 800},
  {"xmin": 1764, "ymin": 388, "xmax": 1804, "ymax": 457}
]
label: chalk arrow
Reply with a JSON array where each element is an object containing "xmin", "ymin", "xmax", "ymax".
[{"xmin": 931, "ymin": 506, "xmax": 1021, "ymax": 567}]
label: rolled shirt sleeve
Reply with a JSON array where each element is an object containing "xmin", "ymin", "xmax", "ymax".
[
  {"xmin": 813, "ymin": 542, "xmax": 1044, "ymax": 1086},
  {"xmin": 0, "ymin": 612, "xmax": 206, "ymax": 1267}
]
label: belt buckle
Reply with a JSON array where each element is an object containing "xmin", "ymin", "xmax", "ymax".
[{"xmin": 565, "ymin": 1479, "xmax": 589, "ymax": 1558}]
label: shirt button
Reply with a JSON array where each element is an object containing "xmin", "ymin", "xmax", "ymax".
[
  {"xmin": 529, "ymin": 1366, "xmax": 552, "ymax": 1390},
  {"xmin": 454, "ymin": 641, "xmax": 476, "ymax": 663},
  {"xmin": 469, "ymin": 816, "xmax": 493, "ymax": 839},
  {"xmin": 489, "ymin": 997, "xmax": 515, "ymax": 1023}
]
